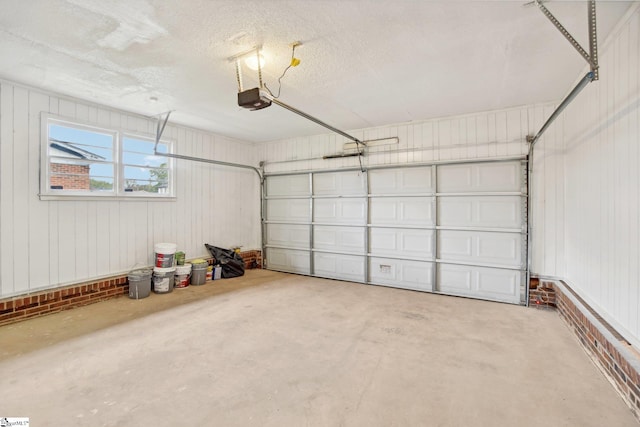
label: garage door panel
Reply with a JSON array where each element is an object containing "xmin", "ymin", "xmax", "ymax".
[
  {"xmin": 314, "ymin": 226, "xmax": 365, "ymax": 253},
  {"xmin": 267, "ymin": 199, "xmax": 310, "ymax": 222},
  {"xmin": 314, "ymin": 198, "xmax": 366, "ymax": 224},
  {"xmin": 438, "ymin": 196, "xmax": 521, "ymax": 228},
  {"xmin": 266, "ymin": 248, "xmax": 310, "ymax": 274},
  {"xmin": 369, "ymin": 257, "xmax": 434, "ymax": 291},
  {"xmin": 437, "ymin": 162, "xmax": 521, "ymax": 193},
  {"xmin": 266, "ymin": 174, "xmax": 309, "ymax": 197},
  {"xmin": 313, "ymin": 171, "xmax": 366, "ymax": 195},
  {"xmin": 438, "ymin": 230, "xmax": 522, "ymax": 267},
  {"xmin": 314, "ymin": 253, "xmax": 365, "ymax": 282},
  {"xmin": 369, "ymin": 167, "xmax": 433, "ymax": 194},
  {"xmin": 266, "ymin": 224, "xmax": 310, "ymax": 248},
  {"xmin": 437, "ymin": 263, "xmax": 520, "ymax": 303},
  {"xmin": 370, "ymin": 197, "xmax": 435, "ymax": 226},
  {"xmin": 370, "ymin": 228, "xmax": 434, "ymax": 259}
]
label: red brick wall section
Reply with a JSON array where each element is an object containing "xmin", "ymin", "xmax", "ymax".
[
  {"xmin": 0, "ymin": 276, "xmax": 129, "ymax": 326},
  {"xmin": 0, "ymin": 250, "xmax": 263, "ymax": 327},
  {"xmin": 529, "ymin": 278, "xmax": 557, "ymax": 308},
  {"xmin": 50, "ymin": 163, "xmax": 91, "ymax": 190},
  {"xmin": 536, "ymin": 280, "xmax": 640, "ymax": 420},
  {"xmin": 239, "ymin": 250, "xmax": 262, "ymax": 269}
]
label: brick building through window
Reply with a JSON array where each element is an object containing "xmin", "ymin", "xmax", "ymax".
[{"xmin": 49, "ymin": 140, "xmax": 105, "ymax": 191}]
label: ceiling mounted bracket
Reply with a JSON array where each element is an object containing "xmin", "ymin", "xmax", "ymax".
[
  {"xmin": 230, "ymin": 45, "xmax": 265, "ymax": 92},
  {"xmin": 154, "ymin": 110, "xmax": 172, "ymax": 152},
  {"xmin": 534, "ymin": 0, "xmax": 599, "ymax": 80}
]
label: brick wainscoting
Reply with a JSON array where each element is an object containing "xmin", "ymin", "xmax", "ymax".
[
  {"xmin": 532, "ymin": 279, "xmax": 640, "ymax": 420},
  {"xmin": 0, "ymin": 250, "xmax": 262, "ymax": 327},
  {"xmin": 528, "ymin": 278, "xmax": 557, "ymax": 308}
]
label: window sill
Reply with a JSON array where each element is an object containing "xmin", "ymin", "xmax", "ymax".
[{"xmin": 39, "ymin": 193, "xmax": 177, "ymax": 202}]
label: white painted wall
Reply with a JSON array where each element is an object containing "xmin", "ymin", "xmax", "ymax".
[
  {"xmin": 260, "ymin": 105, "xmax": 539, "ymax": 175},
  {"xmin": 0, "ymin": 81, "xmax": 261, "ymax": 298},
  {"xmin": 534, "ymin": 6, "xmax": 640, "ymax": 347}
]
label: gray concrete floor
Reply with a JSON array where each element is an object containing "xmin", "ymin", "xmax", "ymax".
[{"xmin": 0, "ymin": 269, "xmax": 637, "ymax": 427}]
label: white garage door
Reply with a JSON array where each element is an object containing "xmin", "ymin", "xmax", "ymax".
[{"xmin": 263, "ymin": 160, "xmax": 527, "ymax": 305}]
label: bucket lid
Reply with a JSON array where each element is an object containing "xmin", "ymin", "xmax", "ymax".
[
  {"xmin": 191, "ymin": 258, "xmax": 208, "ymax": 266},
  {"xmin": 154, "ymin": 243, "xmax": 177, "ymax": 253},
  {"xmin": 129, "ymin": 268, "xmax": 152, "ymax": 280},
  {"xmin": 154, "ymin": 266, "xmax": 177, "ymax": 273}
]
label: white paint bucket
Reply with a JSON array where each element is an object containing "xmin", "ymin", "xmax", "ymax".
[
  {"xmin": 174, "ymin": 263, "xmax": 192, "ymax": 288},
  {"xmin": 154, "ymin": 243, "xmax": 177, "ymax": 268},
  {"xmin": 153, "ymin": 266, "xmax": 176, "ymax": 293}
]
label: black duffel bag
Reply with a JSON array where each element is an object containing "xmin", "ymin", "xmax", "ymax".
[{"xmin": 204, "ymin": 244, "xmax": 245, "ymax": 278}]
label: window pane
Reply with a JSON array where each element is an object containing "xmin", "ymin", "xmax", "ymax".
[
  {"xmin": 123, "ymin": 166, "xmax": 169, "ymax": 194},
  {"xmin": 122, "ymin": 138, "xmax": 168, "ymax": 164},
  {"xmin": 49, "ymin": 159, "xmax": 114, "ymax": 192},
  {"xmin": 122, "ymin": 136, "xmax": 170, "ymax": 195},
  {"xmin": 122, "ymin": 151, "xmax": 167, "ymax": 168},
  {"xmin": 49, "ymin": 124, "xmax": 114, "ymax": 162}
]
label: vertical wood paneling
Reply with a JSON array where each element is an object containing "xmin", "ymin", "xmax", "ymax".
[
  {"xmin": 12, "ymin": 87, "xmax": 29, "ymax": 294},
  {"xmin": 0, "ymin": 84, "xmax": 14, "ymax": 295},
  {"xmin": 0, "ymin": 81, "xmax": 260, "ymax": 298},
  {"xmin": 47, "ymin": 97, "xmax": 60, "ymax": 286},
  {"xmin": 536, "ymin": 8, "xmax": 640, "ymax": 347},
  {"xmin": 28, "ymin": 91, "xmax": 50, "ymax": 289},
  {"xmin": 75, "ymin": 201, "xmax": 90, "ymax": 279},
  {"xmin": 627, "ymin": 11, "xmax": 639, "ymax": 336},
  {"xmin": 57, "ymin": 202, "xmax": 77, "ymax": 283}
]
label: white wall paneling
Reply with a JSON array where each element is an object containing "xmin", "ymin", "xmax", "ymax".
[
  {"xmin": 0, "ymin": 81, "xmax": 261, "ymax": 298},
  {"xmin": 529, "ymin": 6, "xmax": 640, "ymax": 346},
  {"xmin": 260, "ymin": 105, "xmax": 532, "ymax": 175}
]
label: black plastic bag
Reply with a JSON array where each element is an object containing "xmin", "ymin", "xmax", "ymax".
[{"xmin": 205, "ymin": 244, "xmax": 245, "ymax": 278}]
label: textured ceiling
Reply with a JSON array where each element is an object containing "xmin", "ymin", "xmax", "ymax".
[{"xmin": 0, "ymin": 0, "xmax": 634, "ymax": 142}]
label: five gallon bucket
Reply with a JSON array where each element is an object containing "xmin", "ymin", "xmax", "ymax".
[
  {"xmin": 153, "ymin": 266, "xmax": 176, "ymax": 293},
  {"xmin": 154, "ymin": 243, "xmax": 177, "ymax": 268},
  {"xmin": 175, "ymin": 263, "xmax": 192, "ymax": 288},
  {"xmin": 191, "ymin": 260, "xmax": 208, "ymax": 286},
  {"xmin": 128, "ymin": 268, "xmax": 152, "ymax": 299}
]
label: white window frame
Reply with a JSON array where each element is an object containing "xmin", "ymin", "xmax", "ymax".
[{"xmin": 40, "ymin": 113, "xmax": 176, "ymax": 201}]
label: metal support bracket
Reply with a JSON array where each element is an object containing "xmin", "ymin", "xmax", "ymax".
[
  {"xmin": 230, "ymin": 45, "xmax": 264, "ymax": 91},
  {"xmin": 535, "ymin": 0, "xmax": 599, "ymax": 80}
]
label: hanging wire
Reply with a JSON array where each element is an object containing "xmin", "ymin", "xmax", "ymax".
[{"xmin": 264, "ymin": 44, "xmax": 298, "ymax": 99}]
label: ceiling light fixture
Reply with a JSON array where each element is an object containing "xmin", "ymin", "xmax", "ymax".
[{"xmin": 245, "ymin": 53, "xmax": 266, "ymax": 71}]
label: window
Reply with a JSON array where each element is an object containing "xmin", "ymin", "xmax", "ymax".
[
  {"xmin": 122, "ymin": 136, "xmax": 171, "ymax": 195},
  {"xmin": 41, "ymin": 115, "xmax": 174, "ymax": 199}
]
